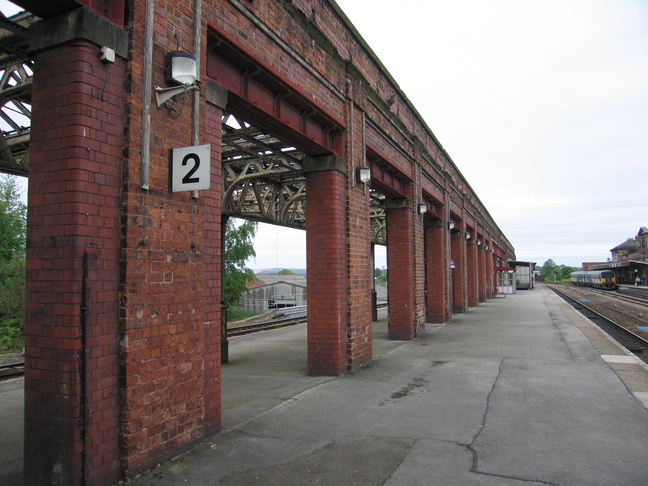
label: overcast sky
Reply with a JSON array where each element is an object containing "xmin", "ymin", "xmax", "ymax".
[
  {"xmin": 334, "ymin": 0, "xmax": 648, "ymax": 269},
  {"xmin": 256, "ymin": 0, "xmax": 648, "ymax": 270},
  {"xmin": 4, "ymin": 1, "xmax": 646, "ymax": 270}
]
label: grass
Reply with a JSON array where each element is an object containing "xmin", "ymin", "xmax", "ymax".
[{"xmin": 227, "ymin": 308, "xmax": 263, "ymax": 323}]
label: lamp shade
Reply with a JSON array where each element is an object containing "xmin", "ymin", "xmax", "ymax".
[
  {"xmin": 167, "ymin": 51, "xmax": 198, "ymax": 86},
  {"xmin": 357, "ymin": 165, "xmax": 371, "ymax": 184}
]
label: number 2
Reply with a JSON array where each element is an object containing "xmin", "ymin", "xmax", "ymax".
[{"xmin": 182, "ymin": 154, "xmax": 200, "ymax": 184}]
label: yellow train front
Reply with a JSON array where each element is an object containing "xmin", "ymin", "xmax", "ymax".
[{"xmin": 570, "ymin": 270, "xmax": 617, "ymax": 290}]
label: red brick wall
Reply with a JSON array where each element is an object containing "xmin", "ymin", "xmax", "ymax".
[
  {"xmin": 387, "ymin": 203, "xmax": 415, "ymax": 339},
  {"xmin": 25, "ymin": 41, "xmax": 124, "ymax": 485},
  {"xmin": 201, "ymin": 102, "xmax": 223, "ymax": 435},
  {"xmin": 451, "ymin": 230, "xmax": 467, "ymax": 314},
  {"xmin": 22, "ymin": 0, "xmax": 515, "ymax": 481},
  {"xmin": 305, "ymin": 165, "xmax": 348, "ymax": 375},
  {"xmin": 425, "ymin": 222, "xmax": 450, "ymax": 322},
  {"xmin": 466, "ymin": 240, "xmax": 477, "ymax": 307},
  {"xmin": 346, "ymin": 107, "xmax": 372, "ymax": 369},
  {"xmin": 118, "ymin": 0, "xmax": 214, "ymax": 474}
]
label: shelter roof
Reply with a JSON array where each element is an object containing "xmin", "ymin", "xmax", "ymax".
[
  {"xmin": 610, "ymin": 238, "xmax": 637, "ymax": 252},
  {"xmin": 252, "ymin": 274, "xmax": 307, "ymax": 287}
]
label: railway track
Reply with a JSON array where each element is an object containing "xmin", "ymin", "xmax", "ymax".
[
  {"xmin": 227, "ymin": 302, "xmax": 389, "ymax": 337},
  {"xmin": 548, "ymin": 285, "xmax": 648, "ymax": 365},
  {"xmin": 228, "ymin": 314, "xmax": 307, "ymax": 336},
  {"xmin": 585, "ymin": 287, "xmax": 648, "ymax": 307},
  {"xmin": 0, "ymin": 354, "xmax": 24, "ymax": 380}
]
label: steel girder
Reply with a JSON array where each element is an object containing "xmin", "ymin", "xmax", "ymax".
[
  {"xmin": 222, "ymin": 114, "xmax": 387, "ymax": 243},
  {"xmin": 0, "ymin": 11, "xmax": 34, "ymax": 177}
]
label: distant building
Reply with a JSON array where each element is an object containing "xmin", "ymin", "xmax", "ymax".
[
  {"xmin": 508, "ymin": 260, "xmax": 535, "ymax": 290},
  {"xmin": 610, "ymin": 238, "xmax": 639, "ymax": 261},
  {"xmin": 588, "ymin": 227, "xmax": 648, "ymax": 285},
  {"xmin": 239, "ymin": 274, "xmax": 307, "ymax": 311}
]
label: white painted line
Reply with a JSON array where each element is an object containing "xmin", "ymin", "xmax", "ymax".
[
  {"xmin": 633, "ymin": 392, "xmax": 648, "ymax": 409},
  {"xmin": 601, "ymin": 355, "xmax": 641, "ymax": 364}
]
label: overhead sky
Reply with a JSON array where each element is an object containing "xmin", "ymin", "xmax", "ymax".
[
  {"xmin": 255, "ymin": 0, "xmax": 648, "ymax": 270},
  {"xmin": 3, "ymin": 0, "xmax": 646, "ymax": 270},
  {"xmin": 333, "ymin": 0, "xmax": 648, "ymax": 269}
]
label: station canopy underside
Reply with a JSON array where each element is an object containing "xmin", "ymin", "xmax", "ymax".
[
  {"xmin": 0, "ymin": 10, "xmax": 33, "ymax": 177},
  {"xmin": 0, "ymin": 8, "xmax": 404, "ymax": 247},
  {"xmin": 222, "ymin": 112, "xmax": 388, "ymax": 244}
]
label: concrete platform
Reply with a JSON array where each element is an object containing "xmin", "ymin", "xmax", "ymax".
[{"xmin": 3, "ymin": 285, "xmax": 648, "ymax": 485}]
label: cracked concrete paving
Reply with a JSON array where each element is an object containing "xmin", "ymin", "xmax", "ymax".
[{"xmin": 122, "ymin": 287, "xmax": 647, "ymax": 485}]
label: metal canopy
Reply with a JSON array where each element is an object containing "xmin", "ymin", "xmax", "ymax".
[
  {"xmin": 0, "ymin": 6, "xmax": 390, "ymax": 244},
  {"xmin": 0, "ymin": 10, "xmax": 35, "ymax": 177},
  {"xmin": 222, "ymin": 113, "xmax": 387, "ymax": 243}
]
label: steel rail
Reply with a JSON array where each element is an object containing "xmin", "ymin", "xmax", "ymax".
[{"xmin": 548, "ymin": 285, "xmax": 648, "ymax": 363}]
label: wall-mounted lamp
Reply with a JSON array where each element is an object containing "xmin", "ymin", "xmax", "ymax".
[
  {"xmin": 465, "ymin": 232, "xmax": 471, "ymax": 240},
  {"xmin": 155, "ymin": 50, "xmax": 200, "ymax": 109},
  {"xmin": 476, "ymin": 240, "xmax": 482, "ymax": 247},
  {"xmin": 417, "ymin": 202, "xmax": 427, "ymax": 215},
  {"xmin": 166, "ymin": 51, "xmax": 197, "ymax": 85},
  {"xmin": 485, "ymin": 245, "xmax": 489, "ymax": 251},
  {"xmin": 448, "ymin": 221, "xmax": 455, "ymax": 230},
  {"xmin": 356, "ymin": 165, "xmax": 371, "ymax": 184}
]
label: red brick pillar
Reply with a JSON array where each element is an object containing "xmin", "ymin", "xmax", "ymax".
[
  {"xmin": 425, "ymin": 220, "xmax": 450, "ymax": 322},
  {"xmin": 304, "ymin": 155, "xmax": 348, "ymax": 375},
  {"xmin": 451, "ymin": 228, "xmax": 467, "ymax": 314},
  {"xmin": 386, "ymin": 200, "xmax": 416, "ymax": 339},
  {"xmin": 202, "ymin": 87, "xmax": 226, "ymax": 435},
  {"xmin": 478, "ymin": 240, "xmax": 486, "ymax": 302},
  {"xmin": 486, "ymin": 245, "xmax": 495, "ymax": 298},
  {"xmin": 24, "ymin": 40, "xmax": 125, "ymax": 485},
  {"xmin": 466, "ymin": 237, "xmax": 477, "ymax": 307}
]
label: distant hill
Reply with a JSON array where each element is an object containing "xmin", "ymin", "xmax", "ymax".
[{"xmin": 254, "ymin": 268, "xmax": 307, "ymax": 275}]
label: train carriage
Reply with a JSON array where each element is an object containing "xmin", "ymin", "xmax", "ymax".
[{"xmin": 570, "ymin": 270, "xmax": 617, "ymax": 290}]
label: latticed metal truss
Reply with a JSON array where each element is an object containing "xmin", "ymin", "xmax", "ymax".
[
  {"xmin": 222, "ymin": 114, "xmax": 307, "ymax": 229},
  {"xmin": 0, "ymin": 11, "xmax": 34, "ymax": 177},
  {"xmin": 222, "ymin": 114, "xmax": 388, "ymax": 244},
  {"xmin": 370, "ymin": 190, "xmax": 387, "ymax": 245}
]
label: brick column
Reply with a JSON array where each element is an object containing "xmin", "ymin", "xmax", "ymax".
[
  {"xmin": 466, "ymin": 237, "xmax": 477, "ymax": 307},
  {"xmin": 451, "ymin": 228, "xmax": 467, "ymax": 314},
  {"xmin": 425, "ymin": 220, "xmax": 450, "ymax": 322},
  {"xmin": 386, "ymin": 199, "xmax": 415, "ymax": 339},
  {"xmin": 202, "ymin": 85, "xmax": 226, "ymax": 435},
  {"xmin": 24, "ymin": 40, "xmax": 125, "ymax": 485},
  {"xmin": 478, "ymin": 240, "xmax": 486, "ymax": 302},
  {"xmin": 304, "ymin": 155, "xmax": 348, "ymax": 375},
  {"xmin": 486, "ymin": 244, "xmax": 495, "ymax": 298}
]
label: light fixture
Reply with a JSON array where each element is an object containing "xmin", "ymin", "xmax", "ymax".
[
  {"xmin": 485, "ymin": 245, "xmax": 489, "ymax": 251},
  {"xmin": 357, "ymin": 165, "xmax": 371, "ymax": 184},
  {"xmin": 155, "ymin": 50, "xmax": 200, "ymax": 109},
  {"xmin": 476, "ymin": 239, "xmax": 482, "ymax": 247},
  {"xmin": 448, "ymin": 221, "xmax": 455, "ymax": 230},
  {"xmin": 417, "ymin": 202, "xmax": 427, "ymax": 215},
  {"xmin": 167, "ymin": 51, "xmax": 198, "ymax": 85},
  {"xmin": 465, "ymin": 232, "xmax": 471, "ymax": 240}
]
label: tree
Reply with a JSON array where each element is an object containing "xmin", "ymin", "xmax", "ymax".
[
  {"xmin": 223, "ymin": 218, "xmax": 258, "ymax": 308},
  {"xmin": 0, "ymin": 175, "xmax": 26, "ymax": 351},
  {"xmin": 277, "ymin": 268, "xmax": 294, "ymax": 275},
  {"xmin": 0, "ymin": 257, "xmax": 25, "ymax": 351},
  {"xmin": 0, "ymin": 174, "xmax": 26, "ymax": 260},
  {"xmin": 538, "ymin": 259, "xmax": 557, "ymax": 278}
]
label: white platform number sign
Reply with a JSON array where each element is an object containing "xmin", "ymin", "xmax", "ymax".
[{"xmin": 171, "ymin": 144, "xmax": 211, "ymax": 192}]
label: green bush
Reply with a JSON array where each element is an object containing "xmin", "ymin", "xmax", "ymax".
[
  {"xmin": 0, "ymin": 257, "xmax": 25, "ymax": 352},
  {"xmin": 0, "ymin": 316, "xmax": 23, "ymax": 351}
]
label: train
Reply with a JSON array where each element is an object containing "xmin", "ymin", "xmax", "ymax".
[{"xmin": 570, "ymin": 270, "xmax": 617, "ymax": 290}]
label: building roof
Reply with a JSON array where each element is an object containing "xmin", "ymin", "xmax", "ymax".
[
  {"xmin": 252, "ymin": 274, "xmax": 307, "ymax": 287},
  {"xmin": 610, "ymin": 238, "xmax": 637, "ymax": 252}
]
